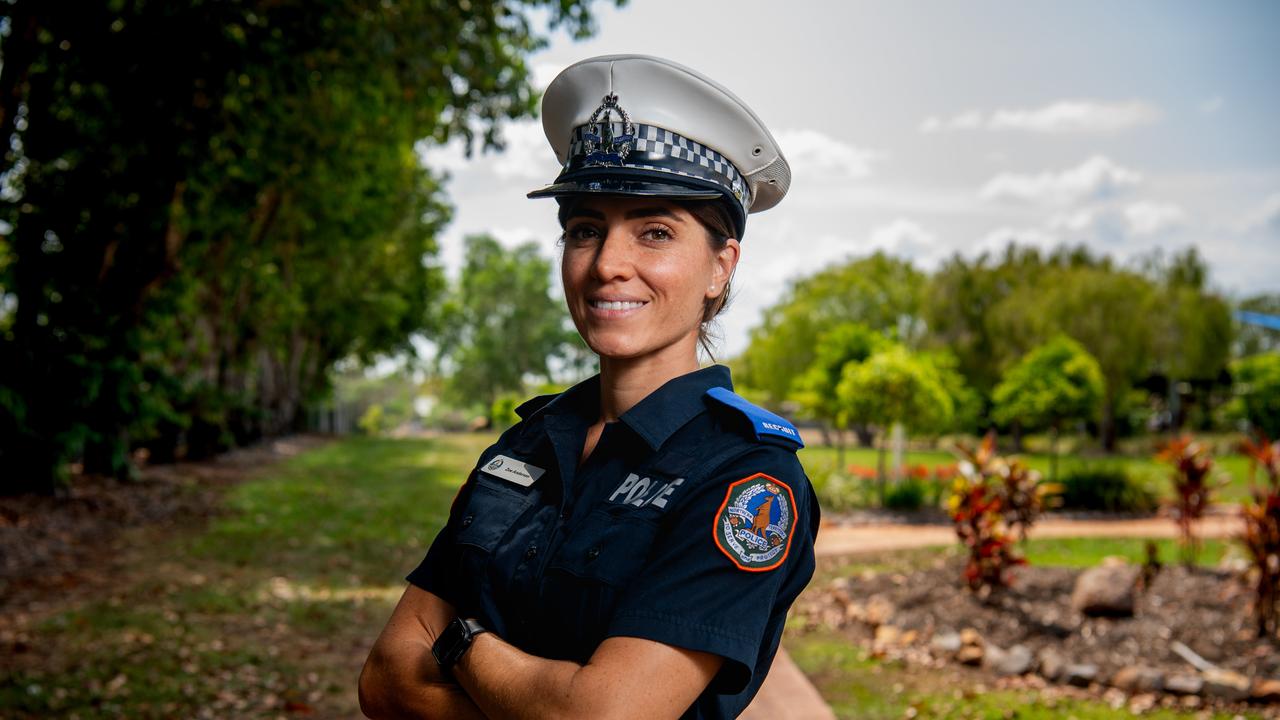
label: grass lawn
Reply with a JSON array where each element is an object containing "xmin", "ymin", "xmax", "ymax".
[
  {"xmin": 798, "ymin": 444, "xmax": 1259, "ymax": 503},
  {"xmin": 1, "ymin": 433, "xmax": 494, "ymax": 719}
]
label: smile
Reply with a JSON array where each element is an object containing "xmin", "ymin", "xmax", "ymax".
[{"xmin": 590, "ymin": 300, "xmax": 647, "ymax": 310}]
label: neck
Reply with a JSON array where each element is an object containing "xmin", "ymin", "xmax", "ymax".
[{"xmin": 596, "ymin": 336, "xmax": 702, "ymax": 422}]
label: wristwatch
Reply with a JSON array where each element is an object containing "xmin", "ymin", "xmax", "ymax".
[{"xmin": 432, "ymin": 617, "xmax": 488, "ymax": 676}]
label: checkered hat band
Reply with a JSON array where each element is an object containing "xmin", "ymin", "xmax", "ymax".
[{"xmin": 566, "ymin": 123, "xmax": 750, "ymax": 209}]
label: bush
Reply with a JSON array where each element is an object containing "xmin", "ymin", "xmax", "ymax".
[
  {"xmin": 884, "ymin": 477, "xmax": 929, "ymax": 511},
  {"xmin": 816, "ymin": 472, "xmax": 875, "ymax": 512},
  {"xmin": 1058, "ymin": 464, "xmax": 1157, "ymax": 513}
]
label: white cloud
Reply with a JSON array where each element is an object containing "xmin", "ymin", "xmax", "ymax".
[
  {"xmin": 415, "ymin": 120, "xmax": 561, "ymax": 181},
  {"xmin": 867, "ymin": 219, "xmax": 939, "ymax": 257},
  {"xmin": 920, "ymin": 100, "xmax": 1159, "ymax": 134},
  {"xmin": 1198, "ymin": 96, "xmax": 1224, "ymax": 115},
  {"xmin": 775, "ymin": 128, "xmax": 881, "ymax": 181},
  {"xmin": 979, "ymin": 155, "xmax": 1142, "ymax": 205},
  {"xmin": 1237, "ymin": 192, "xmax": 1280, "ymax": 234},
  {"xmin": 975, "ymin": 226, "xmax": 1061, "ymax": 255},
  {"xmin": 1124, "ymin": 201, "xmax": 1187, "ymax": 236}
]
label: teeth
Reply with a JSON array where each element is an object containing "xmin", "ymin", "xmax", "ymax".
[{"xmin": 591, "ymin": 300, "xmax": 646, "ymax": 310}]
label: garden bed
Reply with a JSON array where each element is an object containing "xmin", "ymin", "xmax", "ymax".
[{"xmin": 796, "ymin": 555, "xmax": 1280, "ymax": 712}]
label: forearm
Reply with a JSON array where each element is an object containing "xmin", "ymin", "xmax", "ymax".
[
  {"xmin": 358, "ymin": 640, "xmax": 488, "ymax": 720},
  {"xmin": 454, "ymin": 633, "xmax": 611, "ymax": 720}
]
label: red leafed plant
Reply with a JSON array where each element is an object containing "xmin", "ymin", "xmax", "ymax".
[
  {"xmin": 1239, "ymin": 434, "xmax": 1280, "ymax": 637},
  {"xmin": 947, "ymin": 432, "xmax": 1051, "ymax": 591},
  {"xmin": 1157, "ymin": 435, "xmax": 1217, "ymax": 567}
]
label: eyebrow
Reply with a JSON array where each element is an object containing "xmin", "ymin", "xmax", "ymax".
[{"xmin": 566, "ymin": 206, "xmax": 684, "ymax": 222}]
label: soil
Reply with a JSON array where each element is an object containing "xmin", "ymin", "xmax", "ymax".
[
  {"xmin": 798, "ymin": 555, "xmax": 1280, "ymax": 682},
  {"xmin": 0, "ymin": 436, "xmax": 330, "ymax": 615}
]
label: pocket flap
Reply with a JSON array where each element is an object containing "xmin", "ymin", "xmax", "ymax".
[
  {"xmin": 551, "ymin": 509, "xmax": 658, "ymax": 587},
  {"xmin": 454, "ymin": 480, "xmax": 532, "ymax": 551}
]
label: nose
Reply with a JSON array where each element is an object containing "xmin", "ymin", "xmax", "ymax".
[{"xmin": 590, "ymin": 226, "xmax": 635, "ymax": 283}]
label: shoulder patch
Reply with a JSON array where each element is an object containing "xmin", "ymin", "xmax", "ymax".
[
  {"xmin": 704, "ymin": 387, "xmax": 804, "ymax": 448},
  {"xmin": 713, "ymin": 473, "xmax": 798, "ymax": 572}
]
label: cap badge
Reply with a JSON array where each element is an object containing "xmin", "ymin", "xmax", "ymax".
[{"xmin": 580, "ymin": 93, "xmax": 634, "ymax": 168}]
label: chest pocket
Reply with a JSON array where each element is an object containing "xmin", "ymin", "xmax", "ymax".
[
  {"xmin": 455, "ymin": 478, "xmax": 533, "ymax": 552},
  {"xmin": 534, "ymin": 508, "xmax": 660, "ymax": 660},
  {"xmin": 551, "ymin": 509, "xmax": 659, "ymax": 586}
]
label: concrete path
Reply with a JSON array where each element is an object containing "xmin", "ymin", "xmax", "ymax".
[{"xmin": 741, "ymin": 513, "xmax": 1242, "ymax": 719}]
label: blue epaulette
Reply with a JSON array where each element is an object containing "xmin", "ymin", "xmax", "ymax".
[{"xmin": 704, "ymin": 387, "xmax": 804, "ymax": 449}]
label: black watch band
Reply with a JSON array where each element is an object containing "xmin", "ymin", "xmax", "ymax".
[{"xmin": 432, "ymin": 617, "xmax": 488, "ymax": 675}]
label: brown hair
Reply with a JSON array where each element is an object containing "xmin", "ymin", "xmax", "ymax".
[{"xmin": 556, "ymin": 196, "xmax": 737, "ymax": 360}]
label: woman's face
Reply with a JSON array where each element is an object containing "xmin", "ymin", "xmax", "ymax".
[{"xmin": 560, "ymin": 196, "xmax": 739, "ymax": 363}]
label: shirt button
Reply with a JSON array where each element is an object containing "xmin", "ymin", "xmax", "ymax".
[
  {"xmin": 586, "ymin": 546, "xmax": 600, "ymax": 561},
  {"xmin": 560, "ymin": 510, "xmax": 570, "ymax": 521},
  {"xmin": 524, "ymin": 545, "xmax": 538, "ymax": 560},
  {"xmin": 460, "ymin": 515, "xmax": 474, "ymax": 528}
]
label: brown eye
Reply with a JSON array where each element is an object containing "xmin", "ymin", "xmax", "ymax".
[
  {"xmin": 642, "ymin": 226, "xmax": 672, "ymax": 242},
  {"xmin": 566, "ymin": 225, "xmax": 601, "ymax": 243}
]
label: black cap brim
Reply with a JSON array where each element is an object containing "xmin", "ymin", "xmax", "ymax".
[{"xmin": 527, "ymin": 168, "xmax": 746, "ymax": 238}]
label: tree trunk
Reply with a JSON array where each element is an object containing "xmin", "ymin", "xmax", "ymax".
[
  {"xmin": 1100, "ymin": 392, "xmax": 1118, "ymax": 452},
  {"xmin": 1049, "ymin": 423, "xmax": 1060, "ymax": 485},
  {"xmin": 877, "ymin": 434, "xmax": 888, "ymax": 507}
]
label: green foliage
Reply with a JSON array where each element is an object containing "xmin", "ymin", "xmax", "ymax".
[
  {"xmin": 993, "ymin": 335, "xmax": 1104, "ymax": 432},
  {"xmin": 791, "ymin": 322, "xmax": 885, "ymax": 429},
  {"xmin": 737, "ymin": 253, "xmax": 924, "ymax": 403},
  {"xmin": 1227, "ymin": 353, "xmax": 1280, "ymax": 438},
  {"xmin": 883, "ymin": 476, "xmax": 929, "ymax": 511},
  {"xmin": 0, "ymin": 0, "xmax": 613, "ymax": 493},
  {"xmin": 357, "ymin": 404, "xmax": 386, "ymax": 436},
  {"xmin": 837, "ymin": 346, "xmax": 954, "ymax": 435},
  {"xmin": 1057, "ymin": 464, "xmax": 1158, "ymax": 513},
  {"xmin": 490, "ymin": 392, "xmax": 524, "ymax": 431},
  {"xmin": 1236, "ymin": 293, "xmax": 1280, "ymax": 357},
  {"xmin": 435, "ymin": 235, "xmax": 577, "ymax": 410}
]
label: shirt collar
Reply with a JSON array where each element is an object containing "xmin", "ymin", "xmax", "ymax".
[
  {"xmin": 620, "ymin": 364, "xmax": 733, "ymax": 451},
  {"xmin": 531, "ymin": 364, "xmax": 734, "ymax": 451}
]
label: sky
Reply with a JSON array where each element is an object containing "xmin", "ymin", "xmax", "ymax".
[{"xmin": 421, "ymin": 0, "xmax": 1280, "ymax": 361}]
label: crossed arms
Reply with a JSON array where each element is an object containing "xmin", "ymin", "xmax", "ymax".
[{"xmin": 358, "ymin": 584, "xmax": 723, "ymax": 720}]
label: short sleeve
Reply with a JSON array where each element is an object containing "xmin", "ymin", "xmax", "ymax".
[
  {"xmin": 604, "ymin": 446, "xmax": 818, "ymax": 694},
  {"xmin": 404, "ymin": 471, "xmax": 475, "ymax": 608}
]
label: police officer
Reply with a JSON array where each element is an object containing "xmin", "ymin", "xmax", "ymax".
[{"xmin": 359, "ymin": 54, "xmax": 818, "ymax": 720}]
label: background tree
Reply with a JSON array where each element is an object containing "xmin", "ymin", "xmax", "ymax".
[
  {"xmin": 1235, "ymin": 293, "xmax": 1280, "ymax": 357},
  {"xmin": 993, "ymin": 266, "xmax": 1156, "ymax": 451},
  {"xmin": 836, "ymin": 345, "xmax": 955, "ymax": 504},
  {"xmin": 0, "ymin": 0, "xmax": 613, "ymax": 494},
  {"xmin": 737, "ymin": 252, "xmax": 924, "ymax": 407},
  {"xmin": 992, "ymin": 335, "xmax": 1105, "ymax": 482},
  {"xmin": 434, "ymin": 235, "xmax": 577, "ymax": 413},
  {"xmin": 790, "ymin": 322, "xmax": 885, "ymax": 469},
  {"xmin": 1227, "ymin": 353, "xmax": 1280, "ymax": 440}
]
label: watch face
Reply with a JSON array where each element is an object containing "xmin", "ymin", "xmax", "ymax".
[{"xmin": 432, "ymin": 620, "xmax": 467, "ymax": 669}]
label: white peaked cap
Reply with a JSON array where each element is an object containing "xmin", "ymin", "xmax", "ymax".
[{"xmin": 527, "ymin": 54, "xmax": 791, "ymax": 238}]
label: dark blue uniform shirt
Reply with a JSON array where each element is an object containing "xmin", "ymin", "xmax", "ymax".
[{"xmin": 407, "ymin": 364, "xmax": 819, "ymax": 718}]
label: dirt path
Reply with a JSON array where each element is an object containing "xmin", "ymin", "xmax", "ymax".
[{"xmin": 814, "ymin": 513, "xmax": 1242, "ymax": 557}]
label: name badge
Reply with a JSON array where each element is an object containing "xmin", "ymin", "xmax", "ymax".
[{"xmin": 480, "ymin": 454, "xmax": 546, "ymax": 487}]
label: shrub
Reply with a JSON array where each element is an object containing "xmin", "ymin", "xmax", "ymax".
[
  {"xmin": 947, "ymin": 432, "xmax": 1050, "ymax": 591},
  {"xmin": 1058, "ymin": 464, "xmax": 1158, "ymax": 513},
  {"xmin": 1239, "ymin": 435, "xmax": 1280, "ymax": 637},
  {"xmin": 884, "ymin": 476, "xmax": 929, "ymax": 511},
  {"xmin": 1157, "ymin": 435, "xmax": 1219, "ymax": 566},
  {"xmin": 816, "ymin": 472, "xmax": 874, "ymax": 512}
]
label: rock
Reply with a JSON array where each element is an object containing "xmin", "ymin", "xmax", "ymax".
[
  {"xmin": 1110, "ymin": 665, "xmax": 1164, "ymax": 693},
  {"xmin": 959, "ymin": 627, "xmax": 983, "ymax": 647},
  {"xmin": 983, "ymin": 643, "xmax": 1034, "ymax": 676},
  {"xmin": 1251, "ymin": 678, "xmax": 1280, "ymax": 702},
  {"xmin": 1201, "ymin": 668, "xmax": 1250, "ymax": 701},
  {"xmin": 864, "ymin": 594, "xmax": 895, "ymax": 625},
  {"xmin": 1037, "ymin": 647, "xmax": 1067, "ymax": 681},
  {"xmin": 1063, "ymin": 663, "xmax": 1099, "ymax": 687},
  {"xmin": 1071, "ymin": 564, "xmax": 1140, "ymax": 617},
  {"xmin": 1164, "ymin": 673, "xmax": 1205, "ymax": 695},
  {"xmin": 930, "ymin": 630, "xmax": 962, "ymax": 654},
  {"xmin": 956, "ymin": 645, "xmax": 984, "ymax": 666},
  {"xmin": 874, "ymin": 624, "xmax": 902, "ymax": 649}
]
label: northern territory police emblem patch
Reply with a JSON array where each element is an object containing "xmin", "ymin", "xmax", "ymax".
[{"xmin": 713, "ymin": 473, "xmax": 797, "ymax": 572}]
